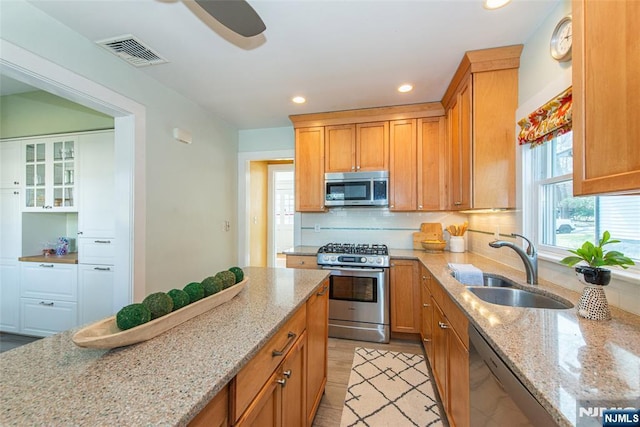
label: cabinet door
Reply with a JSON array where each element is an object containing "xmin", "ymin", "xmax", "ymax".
[
  {"xmin": 420, "ymin": 266, "xmax": 434, "ymax": 365},
  {"xmin": 448, "ymin": 328, "xmax": 470, "ymax": 427},
  {"xmin": 20, "ymin": 298, "xmax": 77, "ymax": 337},
  {"xmin": 0, "ymin": 262, "xmax": 20, "ymax": 332},
  {"xmin": 285, "ymin": 255, "xmax": 318, "ymax": 269},
  {"xmin": 20, "ymin": 262, "xmax": 78, "ymax": 302},
  {"xmin": 78, "ymin": 238, "xmax": 116, "ymax": 265},
  {"xmin": 295, "ymin": 127, "xmax": 325, "ymax": 212},
  {"xmin": 389, "ymin": 259, "xmax": 420, "ymax": 333},
  {"xmin": 449, "ymin": 79, "xmax": 471, "ymax": 210},
  {"xmin": 356, "ymin": 122, "xmax": 389, "ymax": 171},
  {"xmin": 188, "ymin": 384, "xmax": 228, "ymax": 427},
  {"xmin": 417, "ymin": 117, "xmax": 446, "ymax": 211},
  {"xmin": 431, "ymin": 299, "xmax": 448, "ymax": 409},
  {"xmin": 389, "ymin": 119, "xmax": 417, "ymax": 211},
  {"xmin": 236, "ymin": 370, "xmax": 281, "ymax": 427},
  {"xmin": 573, "ymin": 0, "xmax": 640, "ymax": 195},
  {"xmin": 77, "ymin": 131, "xmax": 115, "ymax": 238},
  {"xmin": 325, "ymin": 125, "xmax": 355, "ymax": 173},
  {"xmin": 78, "ymin": 264, "xmax": 114, "ymax": 325},
  {"xmin": 306, "ymin": 280, "xmax": 328, "ymax": 425},
  {"xmin": 281, "ymin": 333, "xmax": 306, "ymax": 427},
  {"xmin": 1, "ymin": 141, "xmax": 21, "ymax": 188},
  {"xmin": 1, "ymin": 188, "xmax": 22, "ymax": 260},
  {"xmin": 23, "ymin": 141, "xmax": 47, "ymax": 209}
]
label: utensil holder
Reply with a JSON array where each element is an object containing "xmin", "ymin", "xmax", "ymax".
[{"xmin": 449, "ymin": 236, "xmax": 465, "ymax": 253}]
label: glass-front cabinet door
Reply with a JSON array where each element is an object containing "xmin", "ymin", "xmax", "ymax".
[{"xmin": 23, "ymin": 136, "xmax": 77, "ymax": 211}]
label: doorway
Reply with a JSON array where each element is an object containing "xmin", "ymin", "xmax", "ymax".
[{"xmin": 268, "ymin": 164, "xmax": 294, "ymax": 267}]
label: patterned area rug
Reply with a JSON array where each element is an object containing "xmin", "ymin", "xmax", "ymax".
[{"xmin": 340, "ymin": 347, "xmax": 444, "ymax": 427}]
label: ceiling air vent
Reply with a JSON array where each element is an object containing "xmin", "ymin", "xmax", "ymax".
[{"xmin": 96, "ymin": 35, "xmax": 168, "ymax": 67}]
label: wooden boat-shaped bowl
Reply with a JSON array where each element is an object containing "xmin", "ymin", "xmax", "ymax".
[{"xmin": 72, "ymin": 277, "xmax": 249, "ymax": 349}]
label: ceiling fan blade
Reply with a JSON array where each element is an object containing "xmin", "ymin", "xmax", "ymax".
[{"xmin": 193, "ymin": 0, "xmax": 266, "ymax": 37}]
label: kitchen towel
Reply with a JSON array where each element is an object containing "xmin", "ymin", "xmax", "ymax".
[{"xmin": 448, "ymin": 263, "xmax": 483, "ymax": 286}]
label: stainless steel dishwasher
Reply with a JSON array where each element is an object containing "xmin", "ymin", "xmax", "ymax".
[{"xmin": 469, "ymin": 325, "xmax": 558, "ymax": 427}]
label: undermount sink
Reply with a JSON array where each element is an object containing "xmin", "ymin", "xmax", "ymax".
[
  {"xmin": 466, "ymin": 287, "xmax": 573, "ymax": 310},
  {"xmin": 450, "ymin": 272, "xmax": 518, "ymax": 287}
]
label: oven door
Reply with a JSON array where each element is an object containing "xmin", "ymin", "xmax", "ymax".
[{"xmin": 323, "ymin": 266, "xmax": 389, "ymax": 325}]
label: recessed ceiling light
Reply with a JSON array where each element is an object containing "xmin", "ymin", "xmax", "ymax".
[
  {"xmin": 483, "ymin": 0, "xmax": 511, "ymax": 10},
  {"xmin": 292, "ymin": 96, "xmax": 306, "ymax": 104},
  {"xmin": 398, "ymin": 84, "xmax": 413, "ymax": 93}
]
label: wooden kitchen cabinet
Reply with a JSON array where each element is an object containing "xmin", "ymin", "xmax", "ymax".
[
  {"xmin": 572, "ymin": 0, "xmax": 640, "ymax": 195},
  {"xmin": 295, "ymin": 127, "xmax": 325, "ymax": 212},
  {"xmin": 325, "ymin": 122, "xmax": 389, "ymax": 173},
  {"xmin": 188, "ymin": 384, "xmax": 228, "ymax": 427},
  {"xmin": 443, "ymin": 46, "xmax": 522, "ymax": 210},
  {"xmin": 285, "ymin": 255, "xmax": 318, "ymax": 269},
  {"xmin": 389, "ymin": 119, "xmax": 417, "ymax": 211},
  {"xmin": 429, "ymin": 273, "xmax": 469, "ymax": 427},
  {"xmin": 419, "ymin": 265, "xmax": 434, "ymax": 364},
  {"xmin": 306, "ymin": 280, "xmax": 329, "ymax": 426},
  {"xmin": 417, "ymin": 117, "xmax": 447, "ymax": 211},
  {"xmin": 389, "ymin": 259, "xmax": 420, "ymax": 333}
]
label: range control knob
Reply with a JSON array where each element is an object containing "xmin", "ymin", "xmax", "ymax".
[
  {"xmin": 376, "ymin": 258, "xmax": 383, "ymax": 264},
  {"xmin": 360, "ymin": 257, "xmax": 367, "ymax": 263},
  {"xmin": 367, "ymin": 257, "xmax": 373, "ymax": 264},
  {"xmin": 330, "ymin": 256, "xmax": 337, "ymax": 262},
  {"xmin": 322, "ymin": 255, "xmax": 330, "ymax": 262}
]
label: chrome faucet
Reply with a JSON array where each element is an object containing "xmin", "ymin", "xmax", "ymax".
[{"xmin": 489, "ymin": 233, "xmax": 538, "ymax": 285}]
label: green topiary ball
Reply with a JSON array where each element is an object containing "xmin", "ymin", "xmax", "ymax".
[
  {"xmin": 202, "ymin": 276, "xmax": 224, "ymax": 297},
  {"xmin": 228, "ymin": 266, "xmax": 244, "ymax": 284},
  {"xmin": 215, "ymin": 270, "xmax": 236, "ymax": 289},
  {"xmin": 116, "ymin": 303, "xmax": 151, "ymax": 330},
  {"xmin": 167, "ymin": 289, "xmax": 190, "ymax": 311},
  {"xmin": 183, "ymin": 282, "xmax": 205, "ymax": 303},
  {"xmin": 142, "ymin": 292, "xmax": 174, "ymax": 319}
]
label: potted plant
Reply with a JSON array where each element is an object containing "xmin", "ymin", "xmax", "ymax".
[{"xmin": 560, "ymin": 231, "xmax": 635, "ymax": 320}]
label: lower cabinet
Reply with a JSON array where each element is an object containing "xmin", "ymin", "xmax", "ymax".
[
  {"xmin": 188, "ymin": 384, "xmax": 229, "ymax": 427},
  {"xmin": 0, "ymin": 262, "xmax": 20, "ymax": 332},
  {"xmin": 20, "ymin": 298, "xmax": 77, "ymax": 337},
  {"xmin": 419, "ymin": 265, "xmax": 434, "ymax": 364},
  {"xmin": 78, "ymin": 264, "xmax": 114, "ymax": 325},
  {"xmin": 285, "ymin": 255, "xmax": 318, "ymax": 269},
  {"xmin": 306, "ymin": 280, "xmax": 329, "ymax": 425},
  {"xmin": 389, "ymin": 259, "xmax": 420, "ymax": 333}
]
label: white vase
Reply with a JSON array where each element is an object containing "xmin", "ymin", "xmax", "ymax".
[
  {"xmin": 449, "ymin": 236, "xmax": 465, "ymax": 253},
  {"xmin": 576, "ymin": 286, "xmax": 611, "ymax": 321}
]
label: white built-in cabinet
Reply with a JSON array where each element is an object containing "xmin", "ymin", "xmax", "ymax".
[
  {"xmin": 0, "ymin": 141, "xmax": 22, "ymax": 332},
  {"xmin": 1, "ymin": 130, "xmax": 116, "ymax": 335},
  {"xmin": 23, "ymin": 136, "xmax": 78, "ymax": 212}
]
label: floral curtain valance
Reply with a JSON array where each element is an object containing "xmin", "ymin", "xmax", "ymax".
[{"xmin": 518, "ymin": 86, "xmax": 572, "ymax": 147}]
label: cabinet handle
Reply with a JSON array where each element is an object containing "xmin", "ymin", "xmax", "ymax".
[
  {"xmin": 390, "ymin": 263, "xmax": 395, "ymax": 267},
  {"xmin": 423, "ymin": 303, "xmax": 430, "ymax": 307},
  {"xmin": 39, "ymin": 264, "xmax": 54, "ymax": 268},
  {"xmin": 276, "ymin": 378, "xmax": 287, "ymax": 387},
  {"xmin": 77, "ymin": 231, "xmax": 84, "ymax": 235},
  {"xmin": 299, "ymin": 261, "xmax": 305, "ymax": 265},
  {"xmin": 39, "ymin": 301, "xmax": 54, "ymax": 306},
  {"xmin": 351, "ymin": 166, "xmax": 355, "ymax": 170},
  {"xmin": 94, "ymin": 267, "xmax": 112, "ymax": 271},
  {"xmin": 272, "ymin": 332, "xmax": 296, "ymax": 357},
  {"xmin": 316, "ymin": 284, "xmax": 328, "ymax": 296},
  {"xmin": 94, "ymin": 240, "xmax": 112, "ymax": 244},
  {"xmin": 390, "ymin": 205, "xmax": 394, "ymax": 209},
  {"xmin": 438, "ymin": 322, "xmax": 449, "ymax": 329},
  {"xmin": 422, "ymin": 275, "xmax": 428, "ymax": 280},
  {"xmin": 14, "ymin": 181, "xmax": 19, "ymax": 185},
  {"xmin": 418, "ymin": 205, "xmax": 423, "ymax": 209},
  {"xmin": 13, "ymin": 191, "xmax": 19, "ymax": 195},
  {"xmin": 283, "ymin": 370, "xmax": 292, "ymax": 378},
  {"xmin": 356, "ymin": 165, "xmax": 360, "ymax": 170},
  {"xmin": 454, "ymin": 201, "xmax": 462, "ymax": 206},
  {"xmin": 423, "ymin": 338, "xmax": 431, "ymax": 342}
]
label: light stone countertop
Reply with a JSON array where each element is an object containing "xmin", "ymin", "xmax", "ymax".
[
  {"xmin": 285, "ymin": 246, "xmax": 640, "ymax": 427},
  {"xmin": 0, "ymin": 266, "xmax": 329, "ymax": 426}
]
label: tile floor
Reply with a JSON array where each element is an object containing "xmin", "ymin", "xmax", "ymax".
[{"xmin": 0, "ymin": 332, "xmax": 42, "ymax": 353}]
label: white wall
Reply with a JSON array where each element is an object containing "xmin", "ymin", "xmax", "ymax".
[
  {"xmin": 467, "ymin": 0, "xmax": 640, "ymax": 316},
  {"xmin": 1, "ymin": 0, "xmax": 239, "ymax": 297},
  {"xmin": 239, "ymin": 127, "xmax": 294, "ymax": 152}
]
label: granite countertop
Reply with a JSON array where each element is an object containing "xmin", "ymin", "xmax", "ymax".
[
  {"xmin": 18, "ymin": 252, "xmax": 78, "ymax": 264},
  {"xmin": 390, "ymin": 249, "xmax": 640, "ymax": 427},
  {"xmin": 0, "ymin": 267, "xmax": 330, "ymax": 426},
  {"xmin": 284, "ymin": 246, "xmax": 640, "ymax": 426},
  {"xmin": 283, "ymin": 246, "xmax": 320, "ymax": 256}
]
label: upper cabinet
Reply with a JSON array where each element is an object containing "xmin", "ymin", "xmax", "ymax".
[
  {"xmin": 325, "ymin": 124, "xmax": 356, "ymax": 173},
  {"xmin": 389, "ymin": 119, "xmax": 417, "ymax": 211},
  {"xmin": 295, "ymin": 127, "xmax": 326, "ymax": 212},
  {"xmin": 1, "ymin": 142, "xmax": 21, "ymax": 189},
  {"xmin": 325, "ymin": 122, "xmax": 390, "ymax": 173},
  {"xmin": 572, "ymin": 0, "xmax": 640, "ymax": 195},
  {"xmin": 443, "ymin": 45, "xmax": 522, "ymax": 210},
  {"xmin": 418, "ymin": 117, "xmax": 447, "ymax": 211},
  {"xmin": 23, "ymin": 135, "xmax": 78, "ymax": 212}
]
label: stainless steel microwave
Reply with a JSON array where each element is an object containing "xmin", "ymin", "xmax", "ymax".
[{"xmin": 324, "ymin": 171, "xmax": 389, "ymax": 207}]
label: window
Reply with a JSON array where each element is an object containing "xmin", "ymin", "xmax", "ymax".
[{"xmin": 527, "ymin": 131, "xmax": 640, "ymax": 264}]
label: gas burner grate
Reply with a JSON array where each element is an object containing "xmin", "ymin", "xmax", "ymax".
[{"xmin": 318, "ymin": 243, "xmax": 388, "ymax": 256}]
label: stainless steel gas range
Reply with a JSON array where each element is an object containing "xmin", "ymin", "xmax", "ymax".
[{"xmin": 317, "ymin": 243, "xmax": 390, "ymax": 343}]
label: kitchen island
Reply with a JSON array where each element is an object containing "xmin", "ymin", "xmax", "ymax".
[{"xmin": 0, "ymin": 266, "xmax": 329, "ymax": 426}]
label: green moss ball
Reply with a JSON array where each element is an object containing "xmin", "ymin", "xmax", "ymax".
[
  {"xmin": 142, "ymin": 292, "xmax": 174, "ymax": 320},
  {"xmin": 183, "ymin": 281, "xmax": 205, "ymax": 303},
  {"xmin": 116, "ymin": 303, "xmax": 151, "ymax": 330},
  {"xmin": 215, "ymin": 270, "xmax": 236, "ymax": 289},
  {"xmin": 228, "ymin": 267, "xmax": 244, "ymax": 284},
  {"xmin": 202, "ymin": 276, "xmax": 224, "ymax": 297},
  {"xmin": 167, "ymin": 289, "xmax": 190, "ymax": 311}
]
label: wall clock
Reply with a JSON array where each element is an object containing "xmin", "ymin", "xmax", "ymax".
[{"xmin": 550, "ymin": 15, "xmax": 572, "ymax": 62}]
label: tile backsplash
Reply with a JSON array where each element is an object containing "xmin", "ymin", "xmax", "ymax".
[{"xmin": 300, "ymin": 208, "xmax": 468, "ymax": 249}]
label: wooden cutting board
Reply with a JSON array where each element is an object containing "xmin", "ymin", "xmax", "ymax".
[{"xmin": 413, "ymin": 223, "xmax": 444, "ymax": 250}]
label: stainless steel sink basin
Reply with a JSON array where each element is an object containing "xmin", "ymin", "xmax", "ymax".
[
  {"xmin": 450, "ymin": 272, "xmax": 517, "ymax": 287},
  {"xmin": 466, "ymin": 287, "xmax": 573, "ymax": 309}
]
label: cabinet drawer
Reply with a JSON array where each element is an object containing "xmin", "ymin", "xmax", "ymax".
[
  {"xmin": 78, "ymin": 238, "xmax": 115, "ymax": 265},
  {"xmin": 20, "ymin": 298, "xmax": 77, "ymax": 337},
  {"xmin": 285, "ymin": 255, "xmax": 318, "ymax": 269},
  {"xmin": 78, "ymin": 264, "xmax": 114, "ymax": 325},
  {"xmin": 233, "ymin": 305, "xmax": 307, "ymax": 422},
  {"xmin": 20, "ymin": 262, "xmax": 77, "ymax": 301}
]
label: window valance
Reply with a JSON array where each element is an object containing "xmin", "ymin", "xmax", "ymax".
[{"xmin": 518, "ymin": 86, "xmax": 572, "ymax": 147}]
